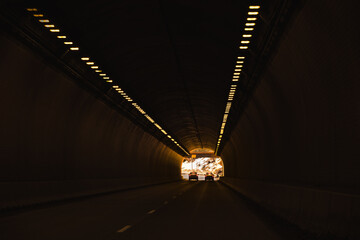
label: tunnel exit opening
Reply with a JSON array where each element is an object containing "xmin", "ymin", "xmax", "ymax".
[{"xmin": 181, "ymin": 150, "xmax": 224, "ymax": 181}]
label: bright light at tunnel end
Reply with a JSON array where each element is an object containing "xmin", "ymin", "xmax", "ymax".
[{"xmin": 181, "ymin": 157, "xmax": 224, "ymax": 181}]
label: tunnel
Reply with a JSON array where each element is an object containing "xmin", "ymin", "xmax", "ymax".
[{"xmin": 0, "ymin": 1, "xmax": 359, "ymax": 239}]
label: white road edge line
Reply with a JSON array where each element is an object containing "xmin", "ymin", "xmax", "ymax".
[
  {"xmin": 147, "ymin": 209, "xmax": 156, "ymax": 214},
  {"xmin": 117, "ymin": 225, "xmax": 132, "ymax": 233}
]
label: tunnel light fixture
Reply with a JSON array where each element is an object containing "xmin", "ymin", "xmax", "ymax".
[
  {"xmin": 216, "ymin": 5, "xmax": 260, "ymax": 155},
  {"xmin": 223, "ymin": 114, "xmax": 228, "ymax": 121},
  {"xmin": 225, "ymin": 104, "xmax": 231, "ymax": 113},
  {"xmin": 145, "ymin": 115, "xmax": 155, "ymax": 123},
  {"xmin": 27, "ymin": 8, "xmax": 189, "ymax": 156}
]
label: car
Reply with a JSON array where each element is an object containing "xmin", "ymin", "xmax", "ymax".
[
  {"xmin": 205, "ymin": 172, "xmax": 214, "ymax": 181},
  {"xmin": 188, "ymin": 171, "xmax": 198, "ymax": 181}
]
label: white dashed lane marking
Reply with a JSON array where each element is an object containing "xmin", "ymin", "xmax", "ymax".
[{"xmin": 117, "ymin": 225, "xmax": 132, "ymax": 233}]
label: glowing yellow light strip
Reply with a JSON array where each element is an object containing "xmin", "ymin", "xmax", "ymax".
[
  {"xmin": 27, "ymin": 8, "xmax": 189, "ymax": 156},
  {"xmin": 215, "ymin": 5, "xmax": 260, "ymax": 155}
]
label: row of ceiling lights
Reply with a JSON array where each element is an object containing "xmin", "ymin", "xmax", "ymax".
[
  {"xmin": 26, "ymin": 8, "xmax": 189, "ymax": 155},
  {"xmin": 215, "ymin": 5, "xmax": 260, "ymax": 155}
]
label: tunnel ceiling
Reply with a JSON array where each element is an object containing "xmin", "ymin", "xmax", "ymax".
[{"xmin": 4, "ymin": 0, "xmax": 293, "ymax": 155}]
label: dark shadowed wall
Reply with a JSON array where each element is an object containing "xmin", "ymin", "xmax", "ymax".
[
  {"xmin": 0, "ymin": 30, "xmax": 183, "ymax": 210},
  {"xmin": 221, "ymin": 0, "xmax": 360, "ymax": 239}
]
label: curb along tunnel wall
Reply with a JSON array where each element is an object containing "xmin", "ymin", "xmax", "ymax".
[
  {"xmin": 220, "ymin": 1, "xmax": 360, "ymax": 239},
  {"xmin": 0, "ymin": 30, "xmax": 183, "ymax": 210}
]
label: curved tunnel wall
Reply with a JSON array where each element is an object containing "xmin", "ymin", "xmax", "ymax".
[
  {"xmin": 0, "ymin": 30, "xmax": 183, "ymax": 210},
  {"xmin": 221, "ymin": 1, "xmax": 360, "ymax": 238}
]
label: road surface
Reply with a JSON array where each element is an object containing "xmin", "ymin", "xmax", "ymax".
[{"xmin": 0, "ymin": 181, "xmax": 302, "ymax": 240}]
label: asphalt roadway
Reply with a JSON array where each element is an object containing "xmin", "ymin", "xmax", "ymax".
[{"xmin": 0, "ymin": 181, "xmax": 303, "ymax": 240}]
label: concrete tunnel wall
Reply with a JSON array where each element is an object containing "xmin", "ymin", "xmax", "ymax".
[
  {"xmin": 0, "ymin": 30, "xmax": 183, "ymax": 210},
  {"xmin": 220, "ymin": 1, "xmax": 360, "ymax": 239}
]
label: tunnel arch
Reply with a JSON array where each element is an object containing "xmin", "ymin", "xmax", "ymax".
[{"xmin": 0, "ymin": 1, "xmax": 359, "ymax": 239}]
